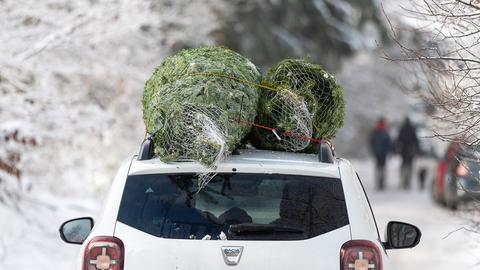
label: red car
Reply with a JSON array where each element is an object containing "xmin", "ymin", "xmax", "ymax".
[
  {"xmin": 431, "ymin": 142, "xmax": 458, "ymax": 205},
  {"xmin": 431, "ymin": 141, "xmax": 480, "ymax": 209}
]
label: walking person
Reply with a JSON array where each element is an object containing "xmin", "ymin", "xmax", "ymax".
[
  {"xmin": 369, "ymin": 118, "xmax": 392, "ymax": 190},
  {"xmin": 396, "ymin": 117, "xmax": 419, "ymax": 190}
]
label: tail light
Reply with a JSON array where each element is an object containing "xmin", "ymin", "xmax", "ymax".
[
  {"xmin": 455, "ymin": 163, "xmax": 469, "ymax": 177},
  {"xmin": 340, "ymin": 240, "xmax": 382, "ymax": 270},
  {"xmin": 83, "ymin": 236, "xmax": 124, "ymax": 270}
]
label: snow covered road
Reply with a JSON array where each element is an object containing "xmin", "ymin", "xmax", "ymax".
[{"xmin": 353, "ymin": 157, "xmax": 480, "ymax": 270}]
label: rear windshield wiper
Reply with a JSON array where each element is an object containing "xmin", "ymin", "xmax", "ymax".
[{"xmin": 229, "ymin": 223, "xmax": 304, "ymax": 235}]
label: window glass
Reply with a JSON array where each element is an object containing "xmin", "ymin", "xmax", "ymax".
[{"xmin": 117, "ymin": 173, "xmax": 349, "ymax": 240}]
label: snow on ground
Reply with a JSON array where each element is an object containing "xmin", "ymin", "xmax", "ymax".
[
  {"xmin": 352, "ymin": 157, "xmax": 480, "ymax": 270},
  {"xmin": 0, "ymin": 192, "xmax": 98, "ymax": 269}
]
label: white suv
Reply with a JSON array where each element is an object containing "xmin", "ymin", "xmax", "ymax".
[{"xmin": 59, "ymin": 143, "xmax": 420, "ymax": 270}]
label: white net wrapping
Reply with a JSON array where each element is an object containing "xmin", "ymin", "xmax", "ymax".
[
  {"xmin": 159, "ymin": 103, "xmax": 229, "ymax": 189},
  {"xmin": 143, "ymin": 47, "xmax": 260, "ymax": 188},
  {"xmin": 143, "ymin": 48, "xmax": 344, "ymax": 188},
  {"xmin": 251, "ymin": 58, "xmax": 344, "ymax": 152},
  {"xmin": 259, "ymin": 88, "xmax": 313, "ymax": 151}
]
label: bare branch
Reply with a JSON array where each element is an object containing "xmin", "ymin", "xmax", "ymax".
[{"xmin": 385, "ymin": 0, "xmax": 480, "ymax": 145}]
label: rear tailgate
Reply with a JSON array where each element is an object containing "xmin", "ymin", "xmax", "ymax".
[
  {"xmin": 115, "ymin": 222, "xmax": 350, "ymax": 269},
  {"xmin": 114, "ymin": 172, "xmax": 351, "ymax": 269}
]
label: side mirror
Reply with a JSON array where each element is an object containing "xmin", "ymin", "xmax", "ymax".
[
  {"xmin": 59, "ymin": 217, "xmax": 94, "ymax": 245},
  {"xmin": 384, "ymin": 221, "xmax": 421, "ymax": 249}
]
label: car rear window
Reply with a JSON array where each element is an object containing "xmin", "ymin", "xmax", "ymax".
[{"xmin": 117, "ymin": 173, "xmax": 349, "ymax": 240}]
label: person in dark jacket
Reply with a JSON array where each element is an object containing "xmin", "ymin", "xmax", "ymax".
[
  {"xmin": 396, "ymin": 117, "xmax": 419, "ymax": 190},
  {"xmin": 369, "ymin": 118, "xmax": 392, "ymax": 190}
]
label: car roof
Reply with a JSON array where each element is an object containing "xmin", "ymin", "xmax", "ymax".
[{"xmin": 128, "ymin": 149, "xmax": 342, "ymax": 178}]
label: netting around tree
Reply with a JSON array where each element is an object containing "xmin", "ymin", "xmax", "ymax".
[
  {"xmin": 142, "ymin": 48, "xmax": 345, "ymax": 188},
  {"xmin": 142, "ymin": 47, "xmax": 260, "ymax": 170},
  {"xmin": 251, "ymin": 87, "xmax": 313, "ymax": 151},
  {"xmin": 251, "ymin": 59, "xmax": 345, "ymax": 152}
]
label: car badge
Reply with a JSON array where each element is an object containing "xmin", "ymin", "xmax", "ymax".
[{"xmin": 221, "ymin": 246, "xmax": 244, "ymax": 266}]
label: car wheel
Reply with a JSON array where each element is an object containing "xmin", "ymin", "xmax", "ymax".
[
  {"xmin": 446, "ymin": 198, "xmax": 458, "ymax": 210},
  {"xmin": 446, "ymin": 180, "xmax": 458, "ymax": 210},
  {"xmin": 431, "ymin": 176, "xmax": 446, "ymax": 205}
]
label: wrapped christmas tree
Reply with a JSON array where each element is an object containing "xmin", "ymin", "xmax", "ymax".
[
  {"xmin": 142, "ymin": 47, "xmax": 260, "ymax": 168},
  {"xmin": 251, "ymin": 59, "xmax": 345, "ymax": 152}
]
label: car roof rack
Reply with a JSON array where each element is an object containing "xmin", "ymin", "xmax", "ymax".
[
  {"xmin": 138, "ymin": 135, "xmax": 336, "ymax": 163},
  {"xmin": 138, "ymin": 136, "xmax": 155, "ymax": 161},
  {"xmin": 318, "ymin": 140, "xmax": 335, "ymax": 164}
]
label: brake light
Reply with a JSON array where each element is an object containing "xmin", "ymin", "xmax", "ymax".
[
  {"xmin": 455, "ymin": 163, "xmax": 469, "ymax": 177},
  {"xmin": 83, "ymin": 236, "xmax": 124, "ymax": 270},
  {"xmin": 340, "ymin": 240, "xmax": 382, "ymax": 270}
]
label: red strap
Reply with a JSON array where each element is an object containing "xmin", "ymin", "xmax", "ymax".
[{"xmin": 232, "ymin": 118, "xmax": 323, "ymax": 143}]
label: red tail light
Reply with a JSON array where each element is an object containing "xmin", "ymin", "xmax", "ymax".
[
  {"xmin": 340, "ymin": 240, "xmax": 382, "ymax": 270},
  {"xmin": 83, "ymin": 236, "xmax": 124, "ymax": 270},
  {"xmin": 455, "ymin": 163, "xmax": 469, "ymax": 177}
]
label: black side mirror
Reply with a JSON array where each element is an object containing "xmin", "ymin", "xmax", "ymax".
[
  {"xmin": 59, "ymin": 217, "xmax": 94, "ymax": 245},
  {"xmin": 384, "ymin": 221, "xmax": 421, "ymax": 249}
]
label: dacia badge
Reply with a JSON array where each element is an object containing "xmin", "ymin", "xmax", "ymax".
[{"xmin": 221, "ymin": 246, "xmax": 244, "ymax": 266}]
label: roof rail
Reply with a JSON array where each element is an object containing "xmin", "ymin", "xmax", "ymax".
[
  {"xmin": 318, "ymin": 141, "xmax": 335, "ymax": 163},
  {"xmin": 139, "ymin": 136, "xmax": 335, "ymax": 163},
  {"xmin": 138, "ymin": 137, "xmax": 154, "ymax": 161}
]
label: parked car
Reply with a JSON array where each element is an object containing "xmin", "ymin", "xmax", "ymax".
[
  {"xmin": 431, "ymin": 142, "xmax": 458, "ymax": 205},
  {"xmin": 432, "ymin": 141, "xmax": 480, "ymax": 209},
  {"xmin": 59, "ymin": 142, "xmax": 421, "ymax": 270}
]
